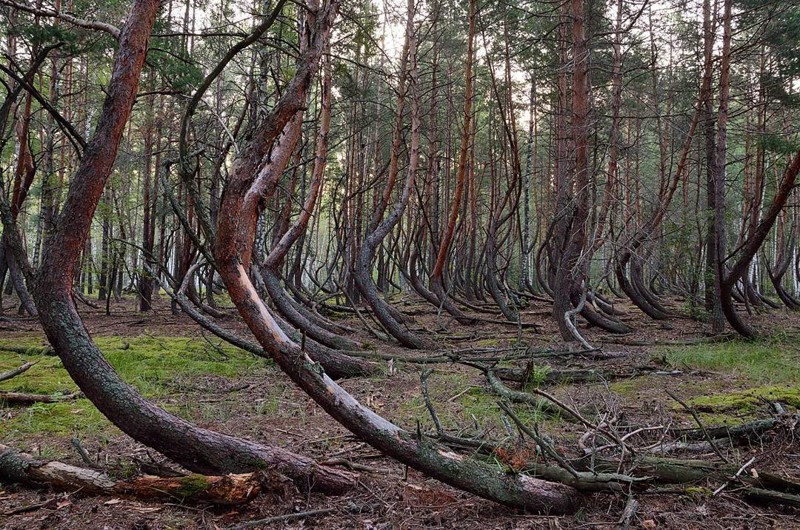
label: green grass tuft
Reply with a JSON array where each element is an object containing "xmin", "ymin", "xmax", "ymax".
[
  {"xmin": 660, "ymin": 334, "xmax": 800, "ymax": 423},
  {"xmin": 660, "ymin": 335, "xmax": 800, "ymax": 384}
]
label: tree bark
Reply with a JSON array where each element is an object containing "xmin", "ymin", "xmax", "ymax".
[
  {"xmin": 214, "ymin": 0, "xmax": 578, "ymax": 514},
  {"xmin": 27, "ymin": 0, "xmax": 355, "ymax": 495},
  {"xmin": 429, "ymin": 0, "xmax": 474, "ymax": 325}
]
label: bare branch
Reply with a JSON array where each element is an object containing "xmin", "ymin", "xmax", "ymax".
[{"xmin": 0, "ymin": 0, "xmax": 120, "ymax": 38}]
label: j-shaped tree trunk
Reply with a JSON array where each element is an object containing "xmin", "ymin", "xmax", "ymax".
[
  {"xmin": 261, "ymin": 267, "xmax": 361, "ymax": 351},
  {"xmin": 720, "ymin": 149, "xmax": 800, "ymax": 337},
  {"xmin": 428, "ymin": 0, "xmax": 474, "ymax": 325},
  {"xmin": 214, "ymin": 0, "xmax": 578, "ymax": 515},
  {"xmin": 22, "ymin": 0, "xmax": 355, "ymax": 495},
  {"xmin": 549, "ymin": 0, "xmax": 591, "ymax": 341},
  {"xmin": 353, "ymin": 0, "xmax": 435, "ymax": 349},
  {"xmin": 258, "ymin": 57, "xmax": 374, "ymax": 373},
  {"xmin": 0, "ymin": 82, "xmax": 40, "ymax": 316},
  {"xmin": 767, "ymin": 226, "xmax": 800, "ymax": 310},
  {"xmin": 614, "ymin": 42, "xmax": 705, "ymax": 322}
]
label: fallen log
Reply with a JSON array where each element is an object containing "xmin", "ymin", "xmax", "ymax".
[
  {"xmin": 430, "ymin": 432, "xmax": 644, "ymax": 493},
  {"xmin": 0, "ymin": 444, "xmax": 285, "ymax": 505},
  {"xmin": 0, "ymin": 360, "xmax": 38, "ymax": 382},
  {"xmin": 594, "ymin": 456, "xmax": 800, "ymax": 494},
  {"xmin": 494, "ymin": 366, "xmax": 682, "ymax": 386},
  {"xmin": 674, "ymin": 415, "xmax": 798, "ymax": 442},
  {"xmin": 0, "ymin": 391, "xmax": 81, "ymax": 404},
  {"xmin": 745, "ymin": 487, "xmax": 800, "ymax": 509},
  {"xmin": 647, "ymin": 416, "xmax": 798, "ymax": 456},
  {"xmin": 646, "ymin": 438, "xmax": 734, "ymax": 456}
]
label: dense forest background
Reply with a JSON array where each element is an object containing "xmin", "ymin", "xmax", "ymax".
[
  {"xmin": 1, "ymin": 0, "xmax": 798, "ymax": 341},
  {"xmin": 1, "ymin": 0, "xmax": 800, "ymax": 526}
]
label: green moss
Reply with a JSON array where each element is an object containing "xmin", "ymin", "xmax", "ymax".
[
  {"xmin": 176, "ymin": 474, "xmax": 210, "ymax": 497},
  {"xmin": 684, "ymin": 486, "xmax": 713, "ymax": 498},
  {"xmin": 610, "ymin": 379, "xmax": 641, "ymax": 397},
  {"xmin": 3, "ymin": 400, "xmax": 113, "ymax": 439},
  {"xmin": 475, "ymin": 338, "xmax": 501, "ymax": 348},
  {"xmin": 684, "ymin": 385, "xmax": 800, "ymax": 412},
  {"xmin": 0, "ymin": 335, "xmax": 271, "ymax": 441}
]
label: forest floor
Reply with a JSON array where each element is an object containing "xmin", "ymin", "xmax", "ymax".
[{"xmin": 1, "ymin": 293, "xmax": 800, "ymax": 529}]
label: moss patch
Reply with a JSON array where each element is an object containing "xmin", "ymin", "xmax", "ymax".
[
  {"xmin": 176, "ymin": 474, "xmax": 211, "ymax": 497},
  {"xmin": 610, "ymin": 379, "xmax": 642, "ymax": 397},
  {"xmin": 684, "ymin": 385, "xmax": 800, "ymax": 413},
  {"xmin": 4, "ymin": 400, "xmax": 113, "ymax": 437},
  {"xmin": 0, "ymin": 335, "xmax": 270, "ymax": 442}
]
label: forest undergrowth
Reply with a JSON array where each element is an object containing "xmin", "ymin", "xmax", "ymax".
[{"xmin": 2, "ymin": 296, "xmax": 799, "ymax": 529}]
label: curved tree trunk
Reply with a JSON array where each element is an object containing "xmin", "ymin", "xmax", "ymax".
[
  {"xmin": 261, "ymin": 267, "xmax": 360, "ymax": 351},
  {"xmin": 578, "ymin": 294, "xmax": 631, "ymax": 334},
  {"xmin": 630, "ymin": 255, "xmax": 672, "ymax": 315},
  {"xmin": 612, "ymin": 28, "xmax": 705, "ymax": 322},
  {"xmin": 22, "ymin": 0, "xmax": 355, "ymax": 495},
  {"xmin": 3, "ymin": 244, "xmax": 37, "ymax": 316},
  {"xmin": 768, "ymin": 237, "xmax": 800, "ymax": 310},
  {"xmin": 258, "ymin": 54, "xmax": 364, "ymax": 353},
  {"xmin": 407, "ymin": 240, "xmax": 446, "ymax": 309},
  {"xmin": 719, "ymin": 149, "xmax": 800, "ymax": 337},
  {"xmin": 353, "ymin": 5, "xmax": 435, "ymax": 349},
  {"xmin": 213, "ymin": 0, "xmax": 579, "ymax": 514},
  {"xmin": 429, "ymin": 0, "xmax": 474, "ymax": 325}
]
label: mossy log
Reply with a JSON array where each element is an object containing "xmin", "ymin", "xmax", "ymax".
[
  {"xmin": 675, "ymin": 415, "xmax": 797, "ymax": 442},
  {"xmin": 745, "ymin": 487, "xmax": 800, "ymax": 508},
  {"xmin": 0, "ymin": 444, "xmax": 285, "ymax": 505},
  {"xmin": 594, "ymin": 456, "xmax": 800, "ymax": 493}
]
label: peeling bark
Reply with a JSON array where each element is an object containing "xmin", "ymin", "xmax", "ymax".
[{"xmin": 0, "ymin": 444, "xmax": 287, "ymax": 505}]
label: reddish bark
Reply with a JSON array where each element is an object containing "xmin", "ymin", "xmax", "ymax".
[
  {"xmin": 214, "ymin": 1, "xmax": 578, "ymax": 514},
  {"xmin": 429, "ymin": 0, "xmax": 475, "ymax": 324},
  {"xmin": 26, "ymin": 0, "xmax": 355, "ymax": 494}
]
